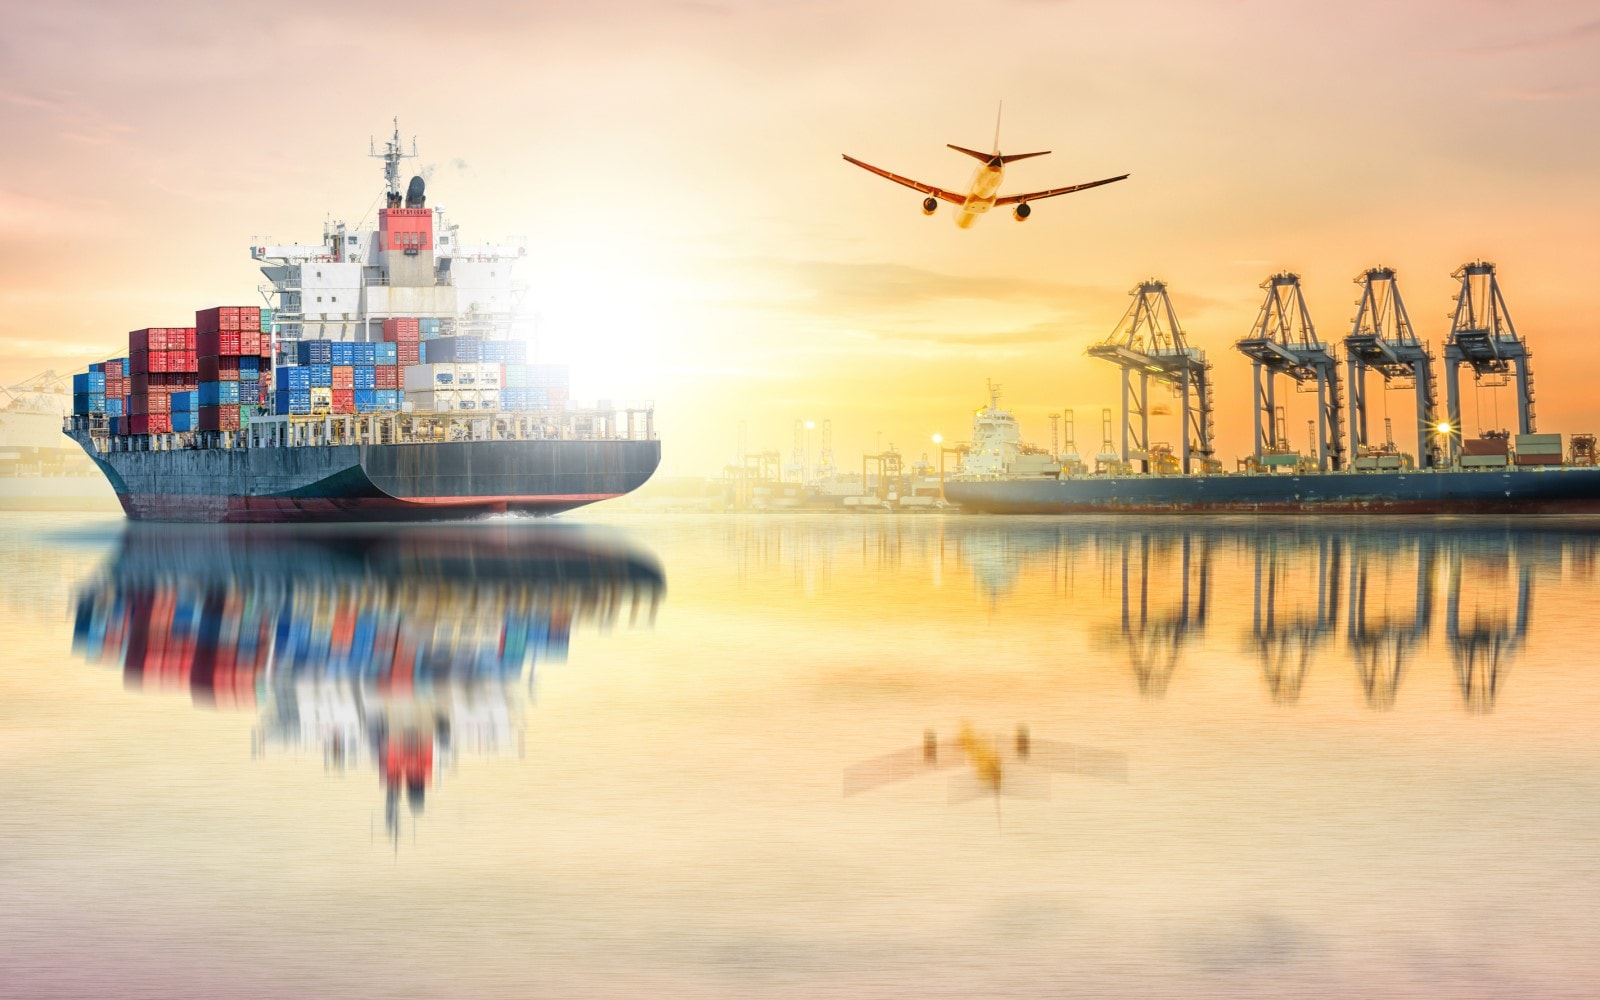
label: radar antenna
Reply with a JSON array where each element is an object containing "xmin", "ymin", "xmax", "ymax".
[{"xmin": 369, "ymin": 117, "xmax": 418, "ymax": 196}]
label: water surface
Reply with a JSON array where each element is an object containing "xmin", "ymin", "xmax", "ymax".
[{"xmin": 2, "ymin": 512, "xmax": 1597, "ymax": 999}]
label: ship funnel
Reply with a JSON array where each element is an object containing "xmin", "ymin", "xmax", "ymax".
[{"xmin": 405, "ymin": 175, "xmax": 426, "ymax": 208}]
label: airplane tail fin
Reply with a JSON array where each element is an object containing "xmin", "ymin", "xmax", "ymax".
[
  {"xmin": 947, "ymin": 143, "xmax": 995, "ymax": 163},
  {"xmin": 993, "ymin": 100, "xmax": 1003, "ymax": 154},
  {"xmin": 998, "ymin": 151, "xmax": 1051, "ymax": 165}
]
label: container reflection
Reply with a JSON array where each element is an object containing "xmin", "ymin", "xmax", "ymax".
[{"xmin": 70, "ymin": 523, "xmax": 664, "ymax": 841}]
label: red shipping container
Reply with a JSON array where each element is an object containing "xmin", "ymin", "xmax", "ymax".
[
  {"xmin": 129, "ymin": 351, "xmax": 149, "ymax": 376},
  {"xmin": 374, "ymin": 365, "xmax": 397, "ymax": 389},
  {"xmin": 240, "ymin": 330, "xmax": 261, "ymax": 354},
  {"xmin": 331, "ymin": 366, "xmax": 354, "ymax": 389},
  {"xmin": 198, "ymin": 330, "xmax": 242, "ymax": 357},
  {"xmin": 397, "ymin": 344, "xmax": 419, "ymax": 365},
  {"xmin": 331, "ymin": 389, "xmax": 354, "ymax": 413},
  {"xmin": 199, "ymin": 357, "xmax": 242, "ymax": 382},
  {"xmin": 197, "ymin": 306, "xmax": 247, "ymax": 334},
  {"xmin": 382, "ymin": 318, "xmax": 420, "ymax": 343},
  {"xmin": 129, "ymin": 329, "xmax": 151, "ymax": 353},
  {"xmin": 198, "ymin": 404, "xmax": 240, "ymax": 432}
]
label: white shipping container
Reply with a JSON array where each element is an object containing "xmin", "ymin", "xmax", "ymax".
[
  {"xmin": 404, "ymin": 389, "xmax": 460, "ymax": 412},
  {"xmin": 477, "ymin": 363, "xmax": 502, "ymax": 388},
  {"xmin": 477, "ymin": 390, "xmax": 501, "ymax": 412},
  {"xmin": 403, "ymin": 363, "xmax": 458, "ymax": 392}
]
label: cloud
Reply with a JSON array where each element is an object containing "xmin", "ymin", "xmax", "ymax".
[{"xmin": 1446, "ymin": 17, "xmax": 1600, "ymax": 56}]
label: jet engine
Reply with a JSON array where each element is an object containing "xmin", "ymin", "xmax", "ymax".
[
  {"xmin": 922, "ymin": 197, "xmax": 938, "ymax": 216},
  {"xmin": 1013, "ymin": 202, "xmax": 1032, "ymax": 221}
]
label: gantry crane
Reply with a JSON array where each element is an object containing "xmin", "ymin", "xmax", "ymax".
[
  {"xmin": 1344, "ymin": 267, "xmax": 1440, "ymax": 469},
  {"xmin": 1443, "ymin": 261, "xmax": 1535, "ymax": 460},
  {"xmin": 1235, "ymin": 273, "xmax": 1345, "ymax": 471},
  {"xmin": 1086, "ymin": 280, "xmax": 1214, "ymax": 474}
]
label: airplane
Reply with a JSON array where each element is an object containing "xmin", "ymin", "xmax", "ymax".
[
  {"xmin": 842, "ymin": 106, "xmax": 1129, "ymax": 228},
  {"xmin": 843, "ymin": 722, "xmax": 1129, "ymax": 814}
]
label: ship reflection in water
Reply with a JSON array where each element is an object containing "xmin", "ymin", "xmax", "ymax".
[
  {"xmin": 942, "ymin": 518, "xmax": 1565, "ymax": 713},
  {"xmin": 70, "ymin": 522, "xmax": 664, "ymax": 841}
]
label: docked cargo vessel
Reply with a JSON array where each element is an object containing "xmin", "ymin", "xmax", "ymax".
[
  {"xmin": 945, "ymin": 267, "xmax": 1600, "ymax": 515},
  {"xmin": 64, "ymin": 124, "xmax": 659, "ymax": 522}
]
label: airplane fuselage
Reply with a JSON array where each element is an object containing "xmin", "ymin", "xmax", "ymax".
[{"xmin": 956, "ymin": 162, "xmax": 1006, "ymax": 228}]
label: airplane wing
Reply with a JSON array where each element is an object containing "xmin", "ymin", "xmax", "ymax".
[
  {"xmin": 842, "ymin": 155, "xmax": 966, "ymax": 204},
  {"xmin": 994, "ymin": 173, "xmax": 1130, "ymax": 206},
  {"xmin": 843, "ymin": 746, "xmax": 956, "ymax": 796},
  {"xmin": 1022, "ymin": 739, "xmax": 1130, "ymax": 782}
]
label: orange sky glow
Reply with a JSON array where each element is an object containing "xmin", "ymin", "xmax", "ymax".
[{"xmin": 3, "ymin": 0, "xmax": 1598, "ymax": 475}]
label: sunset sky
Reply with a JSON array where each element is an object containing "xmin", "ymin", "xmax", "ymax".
[{"xmin": 3, "ymin": 0, "xmax": 1598, "ymax": 475}]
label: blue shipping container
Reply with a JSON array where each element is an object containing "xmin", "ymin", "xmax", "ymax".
[
  {"xmin": 239, "ymin": 356, "xmax": 259, "ymax": 373},
  {"xmin": 420, "ymin": 318, "xmax": 442, "ymax": 339},
  {"xmin": 296, "ymin": 340, "xmax": 333, "ymax": 365},
  {"xmin": 282, "ymin": 366, "xmax": 312, "ymax": 390},
  {"xmin": 239, "ymin": 368, "xmax": 259, "ymax": 383},
  {"xmin": 171, "ymin": 410, "xmax": 195, "ymax": 432},
  {"xmin": 198, "ymin": 381, "xmax": 240, "ymax": 406},
  {"xmin": 106, "ymin": 399, "xmax": 123, "ymax": 417},
  {"xmin": 353, "ymin": 366, "xmax": 376, "ymax": 389},
  {"xmin": 356, "ymin": 342, "xmax": 377, "ymax": 365},
  {"xmin": 273, "ymin": 390, "xmax": 312, "ymax": 416},
  {"xmin": 171, "ymin": 391, "xmax": 198, "ymax": 413},
  {"xmin": 74, "ymin": 372, "xmax": 107, "ymax": 393},
  {"xmin": 375, "ymin": 389, "xmax": 399, "ymax": 410},
  {"xmin": 72, "ymin": 392, "xmax": 105, "ymax": 414},
  {"xmin": 424, "ymin": 336, "xmax": 482, "ymax": 363},
  {"xmin": 308, "ymin": 364, "xmax": 332, "ymax": 387},
  {"xmin": 329, "ymin": 342, "xmax": 356, "ymax": 365},
  {"xmin": 375, "ymin": 342, "xmax": 397, "ymax": 364}
]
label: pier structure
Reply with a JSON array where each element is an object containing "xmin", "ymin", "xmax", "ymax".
[
  {"xmin": 1344, "ymin": 267, "xmax": 1439, "ymax": 469},
  {"xmin": 1235, "ymin": 273, "xmax": 1345, "ymax": 471},
  {"xmin": 1087, "ymin": 280, "xmax": 1214, "ymax": 474},
  {"xmin": 1443, "ymin": 261, "xmax": 1535, "ymax": 460}
]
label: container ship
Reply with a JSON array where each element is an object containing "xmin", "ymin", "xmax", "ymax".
[
  {"xmin": 945, "ymin": 269, "xmax": 1600, "ymax": 514},
  {"xmin": 63, "ymin": 124, "xmax": 659, "ymax": 522}
]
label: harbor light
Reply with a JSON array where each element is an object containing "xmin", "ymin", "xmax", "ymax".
[{"xmin": 1436, "ymin": 421, "xmax": 1452, "ymax": 435}]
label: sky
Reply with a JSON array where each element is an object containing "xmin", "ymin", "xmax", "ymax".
[{"xmin": 3, "ymin": 0, "xmax": 1599, "ymax": 476}]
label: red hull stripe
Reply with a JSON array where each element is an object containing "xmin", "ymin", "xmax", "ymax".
[{"xmin": 402, "ymin": 493, "xmax": 623, "ymax": 505}]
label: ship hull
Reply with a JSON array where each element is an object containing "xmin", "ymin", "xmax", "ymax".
[
  {"xmin": 945, "ymin": 468, "xmax": 1600, "ymax": 515},
  {"xmin": 77, "ymin": 437, "xmax": 661, "ymax": 523}
]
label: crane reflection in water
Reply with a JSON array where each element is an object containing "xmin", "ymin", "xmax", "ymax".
[
  {"xmin": 70, "ymin": 522, "xmax": 664, "ymax": 845},
  {"xmin": 942, "ymin": 518, "xmax": 1583, "ymax": 713}
]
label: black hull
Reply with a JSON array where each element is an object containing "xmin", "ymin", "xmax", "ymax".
[
  {"xmin": 73, "ymin": 436, "xmax": 661, "ymax": 522},
  {"xmin": 945, "ymin": 467, "xmax": 1600, "ymax": 515}
]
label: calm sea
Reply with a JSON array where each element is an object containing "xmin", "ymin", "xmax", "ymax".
[{"xmin": 3, "ymin": 511, "xmax": 1597, "ymax": 999}]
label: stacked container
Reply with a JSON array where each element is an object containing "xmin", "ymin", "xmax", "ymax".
[
  {"xmin": 72, "ymin": 370, "xmax": 107, "ymax": 415},
  {"xmin": 127, "ymin": 327, "xmax": 199, "ymax": 434},
  {"xmin": 196, "ymin": 305, "xmax": 267, "ymax": 432},
  {"xmin": 382, "ymin": 318, "xmax": 421, "ymax": 366}
]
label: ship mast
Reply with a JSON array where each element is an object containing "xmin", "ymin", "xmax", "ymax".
[{"xmin": 369, "ymin": 118, "xmax": 418, "ymax": 196}]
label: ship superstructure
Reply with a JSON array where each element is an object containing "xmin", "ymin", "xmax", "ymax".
[{"xmin": 252, "ymin": 122, "xmax": 528, "ymax": 353}]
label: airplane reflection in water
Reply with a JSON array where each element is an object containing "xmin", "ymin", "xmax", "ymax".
[
  {"xmin": 71, "ymin": 523, "xmax": 664, "ymax": 841},
  {"xmin": 845, "ymin": 722, "xmax": 1128, "ymax": 814}
]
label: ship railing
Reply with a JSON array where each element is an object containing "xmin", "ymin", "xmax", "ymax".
[{"xmin": 242, "ymin": 405, "xmax": 657, "ymax": 449}]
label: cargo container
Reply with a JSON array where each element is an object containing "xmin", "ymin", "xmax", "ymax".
[
  {"xmin": 382, "ymin": 317, "xmax": 420, "ymax": 343},
  {"xmin": 403, "ymin": 363, "xmax": 456, "ymax": 390}
]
